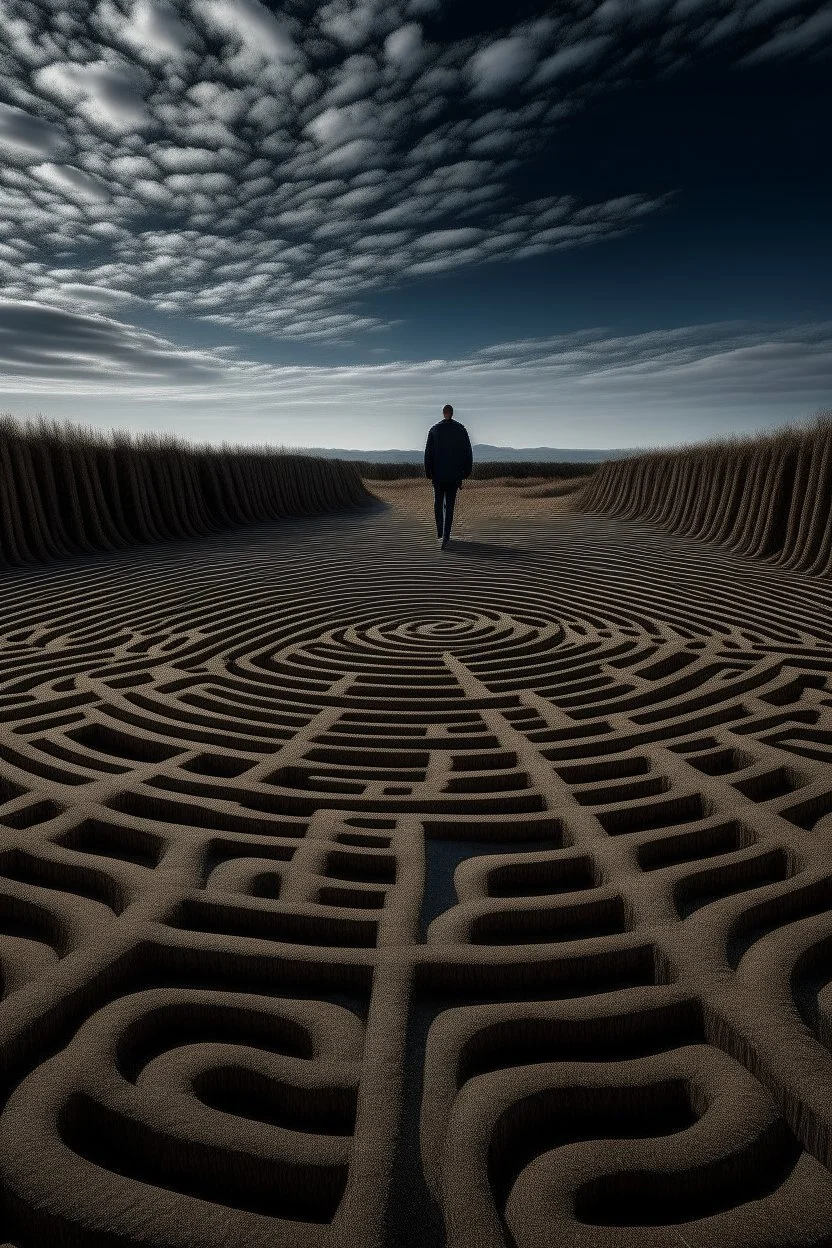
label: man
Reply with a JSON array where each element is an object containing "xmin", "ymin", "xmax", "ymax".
[{"xmin": 424, "ymin": 403, "xmax": 473, "ymax": 549}]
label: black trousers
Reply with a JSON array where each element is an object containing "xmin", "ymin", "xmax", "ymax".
[{"xmin": 433, "ymin": 481, "xmax": 459, "ymax": 540}]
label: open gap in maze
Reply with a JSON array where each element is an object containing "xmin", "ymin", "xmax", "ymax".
[
  {"xmin": 637, "ymin": 820, "xmax": 756, "ymax": 871},
  {"xmin": 554, "ymin": 756, "xmax": 650, "ymax": 784},
  {"xmin": 123, "ymin": 692, "xmax": 295, "ymax": 744},
  {"xmin": 305, "ymin": 746, "xmax": 431, "ymax": 769},
  {"xmin": 457, "ymin": 997, "xmax": 704, "ymax": 1084},
  {"xmin": 167, "ymin": 897, "xmax": 379, "ymax": 948},
  {"xmin": 491, "ymin": 1081, "xmax": 697, "ymax": 1227},
  {"xmin": 178, "ymin": 689, "xmax": 315, "ymax": 725},
  {"xmin": 763, "ymin": 728, "xmax": 832, "ymax": 764},
  {"xmin": 194, "ymin": 1066, "xmax": 357, "ymax": 1135},
  {"xmin": 353, "ymin": 672, "xmax": 460, "ymax": 688},
  {"xmin": 3, "ymin": 693, "xmax": 95, "ymax": 723},
  {"xmin": 421, "ymin": 827, "xmax": 564, "ymax": 937},
  {"xmin": 632, "ymin": 650, "xmax": 699, "ymax": 680},
  {"xmin": 58, "ymin": 1092, "xmax": 348, "ymax": 1223},
  {"xmin": 0, "ymin": 848, "xmax": 125, "ymax": 914},
  {"xmin": 545, "ymin": 676, "xmax": 629, "ymax": 706},
  {"xmin": 103, "ymin": 672, "xmax": 154, "ymax": 688},
  {"xmin": 329, "ymin": 719, "xmax": 428, "ymax": 737},
  {"xmin": 115, "ymin": 997, "xmax": 315, "ymax": 1080},
  {"xmin": 665, "ymin": 735, "xmax": 721, "ymax": 754},
  {"xmin": 115, "ymin": 700, "xmax": 282, "ymax": 753},
  {"xmin": 124, "ymin": 942, "xmax": 373, "ymax": 1018},
  {"xmin": 201, "ymin": 837, "xmax": 296, "ymax": 881},
  {"xmin": 244, "ymin": 787, "xmax": 549, "ymax": 817},
  {"xmin": 470, "ymin": 895, "xmax": 628, "ymax": 945},
  {"xmin": 726, "ymin": 876, "xmax": 832, "ymax": 969},
  {"xmin": 733, "ymin": 766, "xmax": 807, "ymax": 802},
  {"xmin": 56, "ymin": 818, "xmax": 165, "ymax": 867},
  {"xmin": 246, "ymin": 871, "xmax": 282, "ymax": 900},
  {"xmin": 268, "ymin": 765, "xmax": 424, "ymax": 791},
  {"xmin": 337, "ymin": 832, "xmax": 393, "ymax": 848},
  {"xmin": 30, "ymin": 737, "xmax": 130, "ymax": 774},
  {"xmin": 674, "ymin": 847, "xmax": 795, "ymax": 918},
  {"xmin": 68, "ymin": 722, "xmax": 181, "ymax": 763},
  {"xmin": 687, "ymin": 746, "xmax": 755, "ymax": 776},
  {"xmin": 11, "ymin": 709, "xmax": 87, "ymax": 734},
  {"xmin": 761, "ymin": 673, "xmax": 828, "ymax": 706},
  {"xmin": 265, "ymin": 769, "xmax": 365, "ymax": 795},
  {"xmin": 780, "ymin": 789, "xmax": 832, "ymax": 831},
  {"xmin": 343, "ymin": 816, "xmax": 396, "ymax": 829},
  {"xmin": 573, "ymin": 775, "xmax": 670, "ymax": 807},
  {"xmin": 573, "ymin": 1116, "xmax": 802, "ymax": 1225},
  {"xmin": 629, "ymin": 701, "xmax": 752, "ymax": 729},
  {"xmin": 181, "ymin": 752, "xmax": 255, "ymax": 778},
  {"xmin": 531, "ymin": 718, "xmax": 609, "ymax": 743},
  {"xmin": 107, "ymin": 790, "xmax": 308, "ymax": 836},
  {"xmin": 0, "ymin": 891, "xmax": 66, "ymax": 957},
  {"xmin": 0, "ymin": 777, "xmax": 29, "ymax": 805},
  {"xmin": 0, "ymin": 741, "xmax": 94, "ymax": 787},
  {"xmin": 325, "ymin": 850, "xmax": 397, "ymax": 884},
  {"xmin": 487, "ymin": 854, "xmax": 598, "ymax": 898},
  {"xmin": 598, "ymin": 793, "xmax": 709, "ymax": 837},
  {"xmin": 443, "ymin": 770, "xmax": 531, "ymax": 794},
  {"xmin": 318, "ymin": 885, "xmax": 386, "ymax": 909},
  {"xmin": 790, "ymin": 933, "xmax": 832, "ymax": 1052},
  {"xmin": 449, "ymin": 751, "xmax": 520, "ymax": 772},
  {"xmin": 726, "ymin": 707, "xmax": 819, "ymax": 736},
  {"xmin": 1, "ymin": 799, "xmax": 64, "ymax": 829}
]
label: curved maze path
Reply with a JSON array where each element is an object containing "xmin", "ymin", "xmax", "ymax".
[{"xmin": 0, "ymin": 501, "xmax": 831, "ymax": 1248}]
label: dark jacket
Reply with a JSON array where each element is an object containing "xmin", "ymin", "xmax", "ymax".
[{"xmin": 424, "ymin": 419, "xmax": 473, "ymax": 484}]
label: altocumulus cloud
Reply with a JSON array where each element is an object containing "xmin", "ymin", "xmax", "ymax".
[
  {"xmin": 2, "ymin": 298, "xmax": 830, "ymax": 446},
  {"xmin": 0, "ymin": 0, "xmax": 828, "ymax": 405}
]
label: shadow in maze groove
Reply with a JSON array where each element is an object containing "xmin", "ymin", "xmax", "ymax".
[{"xmin": 420, "ymin": 835, "xmax": 562, "ymax": 938}]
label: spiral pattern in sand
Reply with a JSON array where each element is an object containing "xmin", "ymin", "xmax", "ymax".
[{"xmin": 0, "ymin": 506, "xmax": 830, "ymax": 1247}]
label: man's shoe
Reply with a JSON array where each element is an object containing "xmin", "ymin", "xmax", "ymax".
[{"xmin": 441, "ymin": 538, "xmax": 449, "ymax": 550}]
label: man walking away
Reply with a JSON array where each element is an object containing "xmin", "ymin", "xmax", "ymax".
[{"xmin": 424, "ymin": 404, "xmax": 473, "ymax": 549}]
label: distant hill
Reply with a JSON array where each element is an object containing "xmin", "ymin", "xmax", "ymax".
[{"xmin": 300, "ymin": 445, "xmax": 629, "ymax": 463}]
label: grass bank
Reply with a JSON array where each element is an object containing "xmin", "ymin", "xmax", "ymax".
[
  {"xmin": 578, "ymin": 413, "xmax": 832, "ymax": 577},
  {"xmin": 0, "ymin": 417, "xmax": 374, "ymax": 568}
]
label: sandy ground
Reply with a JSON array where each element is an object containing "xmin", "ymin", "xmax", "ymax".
[
  {"xmin": 366, "ymin": 475, "xmax": 583, "ymax": 522},
  {"xmin": 0, "ymin": 498, "xmax": 831, "ymax": 1248}
]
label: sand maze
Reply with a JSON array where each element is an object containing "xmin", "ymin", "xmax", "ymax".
[{"xmin": 0, "ymin": 508, "xmax": 831, "ymax": 1246}]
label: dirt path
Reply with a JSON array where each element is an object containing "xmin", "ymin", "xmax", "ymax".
[
  {"xmin": 367, "ymin": 474, "xmax": 582, "ymax": 522},
  {"xmin": 0, "ymin": 498, "xmax": 831, "ymax": 1248}
]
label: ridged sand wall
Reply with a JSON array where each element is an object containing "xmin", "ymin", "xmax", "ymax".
[
  {"xmin": 0, "ymin": 418, "xmax": 374, "ymax": 567},
  {"xmin": 579, "ymin": 415, "xmax": 832, "ymax": 577}
]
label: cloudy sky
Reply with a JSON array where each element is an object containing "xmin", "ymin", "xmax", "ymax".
[{"xmin": 0, "ymin": 0, "xmax": 830, "ymax": 450}]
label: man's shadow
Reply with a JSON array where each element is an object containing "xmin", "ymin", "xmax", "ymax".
[{"xmin": 445, "ymin": 538, "xmax": 539, "ymax": 559}]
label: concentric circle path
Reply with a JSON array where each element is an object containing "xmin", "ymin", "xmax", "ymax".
[{"xmin": 0, "ymin": 497, "xmax": 831, "ymax": 1248}]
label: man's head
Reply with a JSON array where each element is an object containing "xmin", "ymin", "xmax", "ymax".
[{"xmin": 442, "ymin": 404, "xmax": 453, "ymax": 420}]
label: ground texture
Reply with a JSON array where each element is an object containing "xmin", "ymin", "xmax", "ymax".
[{"xmin": 0, "ymin": 484, "xmax": 831, "ymax": 1248}]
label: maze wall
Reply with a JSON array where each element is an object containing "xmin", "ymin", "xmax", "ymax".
[{"xmin": 0, "ymin": 508, "xmax": 831, "ymax": 1248}]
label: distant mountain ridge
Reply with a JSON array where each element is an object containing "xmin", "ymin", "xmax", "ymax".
[{"xmin": 300, "ymin": 444, "xmax": 629, "ymax": 463}]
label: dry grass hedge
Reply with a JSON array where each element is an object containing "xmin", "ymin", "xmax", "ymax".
[
  {"xmin": 578, "ymin": 412, "xmax": 832, "ymax": 578},
  {"xmin": 0, "ymin": 416, "xmax": 374, "ymax": 568}
]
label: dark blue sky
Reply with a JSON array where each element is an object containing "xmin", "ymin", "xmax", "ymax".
[{"xmin": 0, "ymin": 0, "xmax": 829, "ymax": 447}]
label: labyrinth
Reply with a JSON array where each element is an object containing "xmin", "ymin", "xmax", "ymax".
[{"xmin": 0, "ymin": 501, "xmax": 831, "ymax": 1248}]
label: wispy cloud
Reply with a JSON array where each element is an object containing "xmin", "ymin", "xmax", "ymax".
[{"xmin": 2, "ymin": 300, "xmax": 828, "ymax": 450}]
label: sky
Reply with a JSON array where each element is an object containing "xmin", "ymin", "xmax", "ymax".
[{"xmin": 0, "ymin": 0, "xmax": 830, "ymax": 451}]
